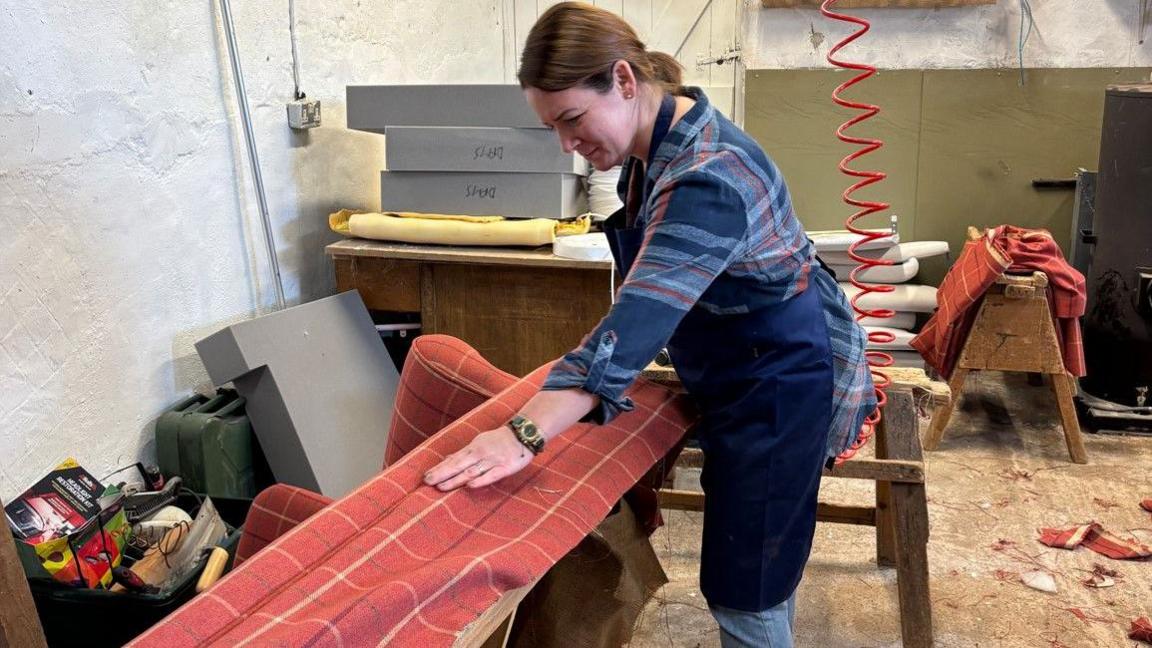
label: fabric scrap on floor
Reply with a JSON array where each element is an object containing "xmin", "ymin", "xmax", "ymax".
[
  {"xmin": 1037, "ymin": 522, "xmax": 1152, "ymax": 560},
  {"xmin": 1130, "ymin": 617, "xmax": 1152, "ymax": 644}
]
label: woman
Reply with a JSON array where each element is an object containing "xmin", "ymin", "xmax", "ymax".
[{"xmin": 424, "ymin": 3, "xmax": 875, "ymax": 645}]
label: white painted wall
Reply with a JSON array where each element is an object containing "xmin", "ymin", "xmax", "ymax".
[
  {"xmin": 0, "ymin": 0, "xmax": 719, "ymax": 500},
  {"xmin": 745, "ymin": 0, "xmax": 1152, "ymax": 70},
  {"xmin": 0, "ymin": 0, "xmax": 506, "ymax": 498}
]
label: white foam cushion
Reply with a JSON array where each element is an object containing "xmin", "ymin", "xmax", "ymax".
[{"xmin": 829, "ymin": 257, "xmax": 919, "ymax": 284}]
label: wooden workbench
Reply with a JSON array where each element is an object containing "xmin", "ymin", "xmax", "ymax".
[{"xmin": 328, "ymin": 239, "xmax": 613, "ymax": 377}]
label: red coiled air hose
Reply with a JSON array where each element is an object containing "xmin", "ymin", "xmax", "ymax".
[{"xmin": 820, "ymin": 0, "xmax": 893, "ymax": 464}]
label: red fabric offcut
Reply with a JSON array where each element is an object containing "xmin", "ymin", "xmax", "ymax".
[
  {"xmin": 1131, "ymin": 617, "xmax": 1152, "ymax": 643},
  {"xmin": 1141, "ymin": 499, "xmax": 1152, "ymax": 515},
  {"xmin": 910, "ymin": 225, "xmax": 1086, "ymax": 379},
  {"xmin": 128, "ymin": 335, "xmax": 696, "ymax": 647},
  {"xmin": 1037, "ymin": 522, "xmax": 1152, "ymax": 560}
]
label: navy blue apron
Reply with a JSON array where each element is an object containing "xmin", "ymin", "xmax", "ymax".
[{"xmin": 604, "ymin": 94, "xmax": 835, "ymax": 612}]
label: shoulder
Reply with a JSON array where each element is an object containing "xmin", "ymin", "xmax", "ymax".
[{"xmin": 657, "ymin": 143, "xmax": 783, "ymax": 212}]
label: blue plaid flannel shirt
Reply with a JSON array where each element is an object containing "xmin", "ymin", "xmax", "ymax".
[{"xmin": 543, "ymin": 88, "xmax": 876, "ymax": 458}]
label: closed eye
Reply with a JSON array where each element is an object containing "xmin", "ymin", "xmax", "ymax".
[{"xmin": 565, "ymin": 114, "xmax": 583, "ymax": 126}]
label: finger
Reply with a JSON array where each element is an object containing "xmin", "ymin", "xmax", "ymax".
[
  {"xmin": 423, "ymin": 448, "xmax": 476, "ymax": 485},
  {"xmin": 435, "ymin": 461, "xmax": 492, "ymax": 492},
  {"xmin": 466, "ymin": 463, "xmax": 518, "ymax": 489}
]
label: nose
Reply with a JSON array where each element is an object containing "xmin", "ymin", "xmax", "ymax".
[{"xmin": 558, "ymin": 131, "xmax": 580, "ymax": 154}]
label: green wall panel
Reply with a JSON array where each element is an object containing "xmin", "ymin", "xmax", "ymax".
[{"xmin": 744, "ymin": 67, "xmax": 1151, "ymax": 285}]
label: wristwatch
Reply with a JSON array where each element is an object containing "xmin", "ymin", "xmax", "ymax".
[{"xmin": 507, "ymin": 415, "xmax": 545, "ymax": 455}]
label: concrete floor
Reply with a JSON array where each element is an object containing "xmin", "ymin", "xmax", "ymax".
[{"xmin": 628, "ymin": 372, "xmax": 1152, "ymax": 647}]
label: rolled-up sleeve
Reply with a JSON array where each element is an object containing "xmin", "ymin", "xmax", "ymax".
[{"xmin": 543, "ymin": 169, "xmax": 750, "ymax": 423}]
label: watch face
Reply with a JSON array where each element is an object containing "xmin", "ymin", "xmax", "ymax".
[{"xmin": 511, "ymin": 416, "xmax": 544, "ymax": 452}]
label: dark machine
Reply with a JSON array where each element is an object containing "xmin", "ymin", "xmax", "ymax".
[{"xmin": 1077, "ymin": 84, "xmax": 1152, "ymax": 427}]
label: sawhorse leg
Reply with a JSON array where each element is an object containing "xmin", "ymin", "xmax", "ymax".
[
  {"xmin": 878, "ymin": 389, "xmax": 934, "ymax": 648},
  {"xmin": 923, "ymin": 367, "xmax": 969, "ymax": 451}
]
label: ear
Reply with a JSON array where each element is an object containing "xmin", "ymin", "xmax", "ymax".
[{"xmin": 612, "ymin": 60, "xmax": 638, "ymax": 98}]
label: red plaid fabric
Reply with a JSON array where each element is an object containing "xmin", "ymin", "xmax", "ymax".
[
  {"xmin": 234, "ymin": 484, "xmax": 333, "ymax": 565},
  {"xmin": 910, "ymin": 225, "xmax": 1086, "ymax": 379},
  {"xmin": 383, "ymin": 335, "xmax": 517, "ymax": 466},
  {"xmin": 1037, "ymin": 522, "xmax": 1152, "ymax": 560},
  {"xmin": 384, "ymin": 334, "xmax": 678, "ymax": 535},
  {"xmin": 129, "ymin": 335, "xmax": 695, "ymax": 647}
]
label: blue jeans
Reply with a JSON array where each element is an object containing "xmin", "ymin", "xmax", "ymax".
[{"xmin": 710, "ymin": 592, "xmax": 796, "ymax": 648}]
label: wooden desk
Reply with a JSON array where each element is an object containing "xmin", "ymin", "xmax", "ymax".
[{"xmin": 328, "ymin": 239, "xmax": 613, "ymax": 377}]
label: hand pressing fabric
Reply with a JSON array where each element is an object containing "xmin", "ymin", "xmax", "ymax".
[{"xmin": 423, "ymin": 427, "xmax": 533, "ymax": 491}]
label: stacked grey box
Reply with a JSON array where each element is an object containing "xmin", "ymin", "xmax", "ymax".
[{"xmin": 347, "ymin": 85, "xmax": 588, "ymax": 219}]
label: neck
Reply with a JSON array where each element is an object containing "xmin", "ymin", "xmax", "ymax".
[{"xmin": 629, "ymin": 89, "xmax": 666, "ymax": 164}]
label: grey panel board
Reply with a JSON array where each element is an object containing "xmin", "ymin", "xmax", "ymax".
[
  {"xmin": 384, "ymin": 126, "xmax": 587, "ymax": 173},
  {"xmin": 347, "ymin": 85, "xmax": 544, "ymax": 131},
  {"xmin": 195, "ymin": 291, "xmax": 399, "ymax": 498},
  {"xmin": 380, "ymin": 171, "xmax": 587, "ymax": 219}
]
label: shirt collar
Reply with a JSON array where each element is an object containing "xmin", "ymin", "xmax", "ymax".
[{"xmin": 646, "ymin": 86, "xmax": 715, "ymax": 181}]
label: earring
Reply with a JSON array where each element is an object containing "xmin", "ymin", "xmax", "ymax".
[{"xmin": 624, "ymin": 92, "xmax": 633, "ymax": 99}]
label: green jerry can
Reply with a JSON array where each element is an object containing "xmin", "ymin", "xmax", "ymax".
[{"xmin": 155, "ymin": 389, "xmax": 257, "ymax": 499}]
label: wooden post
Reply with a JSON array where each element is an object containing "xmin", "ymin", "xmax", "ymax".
[
  {"xmin": 874, "ymin": 411, "xmax": 897, "ymax": 568},
  {"xmin": 0, "ymin": 497, "xmax": 48, "ymax": 648},
  {"xmin": 1051, "ymin": 373, "xmax": 1089, "ymax": 464},
  {"xmin": 884, "ymin": 389, "xmax": 934, "ymax": 648}
]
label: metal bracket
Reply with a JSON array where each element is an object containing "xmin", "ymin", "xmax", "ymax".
[
  {"xmin": 1141, "ymin": 0, "xmax": 1149, "ymax": 45},
  {"xmin": 696, "ymin": 46, "xmax": 742, "ymax": 71}
]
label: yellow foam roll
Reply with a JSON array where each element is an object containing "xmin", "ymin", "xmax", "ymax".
[{"xmin": 329, "ymin": 209, "xmax": 589, "ymax": 247}]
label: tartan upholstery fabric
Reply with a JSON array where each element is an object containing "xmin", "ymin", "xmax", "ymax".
[
  {"xmin": 234, "ymin": 484, "xmax": 333, "ymax": 565},
  {"xmin": 1037, "ymin": 522, "xmax": 1152, "ymax": 560},
  {"xmin": 910, "ymin": 225, "xmax": 1086, "ymax": 379},
  {"xmin": 129, "ymin": 335, "xmax": 696, "ymax": 647},
  {"xmin": 383, "ymin": 335, "xmax": 517, "ymax": 467},
  {"xmin": 384, "ymin": 333, "xmax": 679, "ymax": 535}
]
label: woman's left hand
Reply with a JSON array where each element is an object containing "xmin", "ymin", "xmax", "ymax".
[{"xmin": 422, "ymin": 427, "xmax": 534, "ymax": 491}]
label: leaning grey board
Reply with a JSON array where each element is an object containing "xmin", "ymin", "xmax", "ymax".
[
  {"xmin": 195, "ymin": 291, "xmax": 399, "ymax": 498},
  {"xmin": 380, "ymin": 170, "xmax": 586, "ymax": 219},
  {"xmin": 384, "ymin": 126, "xmax": 586, "ymax": 174},
  {"xmin": 347, "ymin": 85, "xmax": 544, "ymax": 131}
]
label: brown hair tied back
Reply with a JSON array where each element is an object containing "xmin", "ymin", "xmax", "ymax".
[{"xmin": 518, "ymin": 1, "xmax": 684, "ymax": 95}]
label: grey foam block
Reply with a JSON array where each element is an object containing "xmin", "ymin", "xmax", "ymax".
[
  {"xmin": 347, "ymin": 85, "xmax": 544, "ymax": 131},
  {"xmin": 385, "ymin": 126, "xmax": 587, "ymax": 174},
  {"xmin": 195, "ymin": 291, "xmax": 399, "ymax": 498},
  {"xmin": 380, "ymin": 171, "xmax": 586, "ymax": 219}
]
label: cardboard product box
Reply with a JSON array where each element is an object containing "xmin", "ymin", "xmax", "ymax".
[
  {"xmin": 347, "ymin": 84, "xmax": 545, "ymax": 131},
  {"xmin": 384, "ymin": 126, "xmax": 587, "ymax": 174},
  {"xmin": 380, "ymin": 171, "xmax": 587, "ymax": 220},
  {"xmin": 6, "ymin": 459, "xmax": 129, "ymax": 589}
]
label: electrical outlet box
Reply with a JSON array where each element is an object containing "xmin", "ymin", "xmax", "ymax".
[{"xmin": 287, "ymin": 99, "xmax": 321, "ymax": 130}]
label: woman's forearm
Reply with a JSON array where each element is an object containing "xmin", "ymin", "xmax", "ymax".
[{"xmin": 516, "ymin": 388, "xmax": 600, "ymax": 442}]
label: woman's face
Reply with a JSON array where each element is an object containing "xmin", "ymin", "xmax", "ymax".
[{"xmin": 524, "ymin": 81, "xmax": 637, "ymax": 172}]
